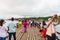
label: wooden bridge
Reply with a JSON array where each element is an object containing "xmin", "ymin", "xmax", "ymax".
[{"xmin": 7, "ymin": 27, "xmax": 44, "ymax": 40}]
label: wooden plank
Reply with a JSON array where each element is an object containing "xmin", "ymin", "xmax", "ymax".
[{"xmin": 6, "ymin": 27, "xmax": 44, "ymax": 40}]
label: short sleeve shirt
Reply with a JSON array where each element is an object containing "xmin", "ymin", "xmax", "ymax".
[
  {"xmin": 8, "ymin": 21, "xmax": 17, "ymax": 33},
  {"xmin": 0, "ymin": 25, "xmax": 8, "ymax": 37}
]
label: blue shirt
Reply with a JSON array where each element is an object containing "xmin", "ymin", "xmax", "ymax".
[{"xmin": 8, "ymin": 21, "xmax": 17, "ymax": 33}]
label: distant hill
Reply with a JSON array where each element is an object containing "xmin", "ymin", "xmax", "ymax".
[{"xmin": 8, "ymin": 16, "xmax": 60, "ymax": 21}]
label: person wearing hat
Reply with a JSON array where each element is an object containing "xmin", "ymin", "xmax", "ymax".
[{"xmin": 46, "ymin": 15, "xmax": 59, "ymax": 40}]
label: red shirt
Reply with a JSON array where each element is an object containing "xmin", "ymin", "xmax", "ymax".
[{"xmin": 42, "ymin": 28, "xmax": 46, "ymax": 37}]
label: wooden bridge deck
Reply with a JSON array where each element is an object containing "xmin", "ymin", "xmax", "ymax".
[{"xmin": 7, "ymin": 27, "xmax": 43, "ymax": 40}]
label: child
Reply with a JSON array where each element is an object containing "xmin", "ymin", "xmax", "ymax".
[{"xmin": 41, "ymin": 21, "xmax": 47, "ymax": 40}]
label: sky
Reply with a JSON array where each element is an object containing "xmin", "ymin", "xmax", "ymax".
[{"xmin": 0, "ymin": 0, "xmax": 60, "ymax": 18}]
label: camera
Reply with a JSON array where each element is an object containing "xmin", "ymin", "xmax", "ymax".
[{"xmin": 54, "ymin": 14, "xmax": 57, "ymax": 18}]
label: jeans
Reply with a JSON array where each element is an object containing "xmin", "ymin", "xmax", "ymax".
[
  {"xmin": 0, "ymin": 37, "xmax": 6, "ymax": 40},
  {"xmin": 9, "ymin": 32, "xmax": 16, "ymax": 40}
]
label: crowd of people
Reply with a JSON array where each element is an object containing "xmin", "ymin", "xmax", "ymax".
[
  {"xmin": 0, "ymin": 14, "xmax": 60, "ymax": 40},
  {"xmin": 0, "ymin": 17, "xmax": 36, "ymax": 40},
  {"xmin": 39, "ymin": 14, "xmax": 60, "ymax": 40}
]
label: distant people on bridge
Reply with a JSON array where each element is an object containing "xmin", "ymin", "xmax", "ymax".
[
  {"xmin": 27, "ymin": 20, "xmax": 30, "ymax": 28},
  {"xmin": 17, "ymin": 19, "xmax": 23, "ymax": 29},
  {"xmin": 34, "ymin": 21, "xmax": 39, "ymax": 28},
  {"xmin": 22, "ymin": 19, "xmax": 28, "ymax": 33},
  {"xmin": 31, "ymin": 19, "xmax": 35, "ymax": 27},
  {"xmin": 8, "ymin": 17, "xmax": 17, "ymax": 40},
  {"xmin": 0, "ymin": 19, "xmax": 8, "ymax": 40}
]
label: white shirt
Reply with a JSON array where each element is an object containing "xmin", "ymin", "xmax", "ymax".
[
  {"xmin": 0, "ymin": 25, "xmax": 8, "ymax": 37},
  {"xmin": 46, "ymin": 22, "xmax": 56, "ymax": 36}
]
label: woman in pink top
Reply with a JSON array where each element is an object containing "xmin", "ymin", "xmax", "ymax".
[
  {"xmin": 46, "ymin": 15, "xmax": 59, "ymax": 40},
  {"xmin": 22, "ymin": 20, "xmax": 28, "ymax": 33},
  {"xmin": 27, "ymin": 20, "xmax": 30, "ymax": 28}
]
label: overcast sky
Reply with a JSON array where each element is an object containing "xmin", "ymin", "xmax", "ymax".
[{"xmin": 0, "ymin": 0, "xmax": 60, "ymax": 18}]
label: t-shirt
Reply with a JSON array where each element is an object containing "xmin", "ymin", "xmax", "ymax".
[
  {"xmin": 43, "ymin": 25, "xmax": 47, "ymax": 28},
  {"xmin": 23, "ymin": 22, "xmax": 27, "ymax": 27},
  {"xmin": 42, "ymin": 29, "xmax": 46, "ymax": 37},
  {"xmin": 0, "ymin": 25, "xmax": 8, "ymax": 37},
  {"xmin": 17, "ymin": 22, "xmax": 22, "ymax": 27},
  {"xmin": 32, "ymin": 20, "xmax": 34, "ymax": 24},
  {"xmin": 8, "ymin": 21, "xmax": 17, "ymax": 33},
  {"xmin": 40, "ymin": 22, "xmax": 47, "ymax": 28}
]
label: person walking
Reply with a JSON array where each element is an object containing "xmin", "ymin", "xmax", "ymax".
[
  {"xmin": 27, "ymin": 20, "xmax": 30, "ymax": 28},
  {"xmin": 22, "ymin": 19, "xmax": 28, "ymax": 33},
  {"xmin": 17, "ymin": 19, "xmax": 23, "ymax": 29},
  {"xmin": 8, "ymin": 18, "xmax": 17, "ymax": 40},
  {"xmin": 0, "ymin": 19, "xmax": 8, "ymax": 40}
]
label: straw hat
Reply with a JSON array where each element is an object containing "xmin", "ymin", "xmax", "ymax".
[{"xmin": 48, "ymin": 18, "xmax": 51, "ymax": 21}]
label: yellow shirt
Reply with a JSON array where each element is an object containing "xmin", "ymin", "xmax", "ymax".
[{"xmin": 18, "ymin": 22, "xmax": 22, "ymax": 27}]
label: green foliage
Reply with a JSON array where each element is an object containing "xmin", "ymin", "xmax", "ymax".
[{"xmin": 8, "ymin": 16, "xmax": 52, "ymax": 21}]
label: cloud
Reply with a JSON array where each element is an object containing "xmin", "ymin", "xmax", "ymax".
[{"xmin": 0, "ymin": 0, "xmax": 60, "ymax": 18}]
